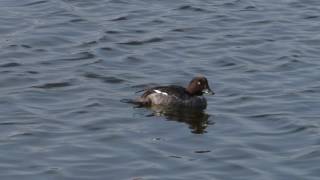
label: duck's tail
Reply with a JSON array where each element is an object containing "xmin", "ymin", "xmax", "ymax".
[
  {"xmin": 120, "ymin": 98, "xmax": 150, "ymax": 107},
  {"xmin": 120, "ymin": 98, "xmax": 138, "ymax": 104}
]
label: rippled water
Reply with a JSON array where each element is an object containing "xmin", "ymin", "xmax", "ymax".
[{"xmin": 1, "ymin": 0, "xmax": 320, "ymax": 179}]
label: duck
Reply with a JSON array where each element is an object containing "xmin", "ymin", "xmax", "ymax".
[{"xmin": 135, "ymin": 76, "xmax": 214, "ymax": 110}]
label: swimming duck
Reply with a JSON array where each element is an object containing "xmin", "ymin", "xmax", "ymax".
[{"xmin": 135, "ymin": 76, "xmax": 214, "ymax": 110}]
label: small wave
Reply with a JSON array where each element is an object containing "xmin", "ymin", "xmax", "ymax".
[
  {"xmin": 194, "ymin": 150, "xmax": 211, "ymax": 154},
  {"xmin": 70, "ymin": 18, "xmax": 87, "ymax": 23},
  {"xmin": 32, "ymin": 82, "xmax": 72, "ymax": 89},
  {"xmin": 105, "ymin": 30, "xmax": 121, "ymax": 34},
  {"xmin": 110, "ymin": 16, "xmax": 128, "ymax": 21},
  {"xmin": 248, "ymin": 113, "xmax": 288, "ymax": 119},
  {"xmin": 62, "ymin": 52, "xmax": 95, "ymax": 61},
  {"xmin": 119, "ymin": 37, "xmax": 163, "ymax": 46},
  {"xmin": 303, "ymin": 15, "xmax": 318, "ymax": 19},
  {"xmin": 176, "ymin": 5, "xmax": 207, "ymax": 12},
  {"xmin": 83, "ymin": 73, "xmax": 125, "ymax": 84},
  {"xmin": 23, "ymin": 0, "xmax": 47, "ymax": 7},
  {"xmin": 26, "ymin": 71, "xmax": 39, "ymax": 74},
  {"xmin": 0, "ymin": 62, "xmax": 21, "ymax": 68}
]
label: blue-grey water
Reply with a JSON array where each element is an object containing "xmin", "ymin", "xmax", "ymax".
[{"xmin": 1, "ymin": 0, "xmax": 320, "ymax": 179}]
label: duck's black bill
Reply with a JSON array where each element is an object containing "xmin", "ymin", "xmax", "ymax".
[{"xmin": 202, "ymin": 88, "xmax": 214, "ymax": 95}]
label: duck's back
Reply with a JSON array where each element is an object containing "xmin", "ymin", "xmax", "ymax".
[
  {"xmin": 141, "ymin": 85, "xmax": 188, "ymax": 99},
  {"xmin": 139, "ymin": 85, "xmax": 206, "ymax": 109}
]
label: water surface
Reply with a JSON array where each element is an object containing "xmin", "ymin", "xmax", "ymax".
[{"xmin": 1, "ymin": 0, "xmax": 320, "ymax": 179}]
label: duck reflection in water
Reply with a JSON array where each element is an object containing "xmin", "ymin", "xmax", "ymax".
[{"xmin": 143, "ymin": 105, "xmax": 214, "ymax": 134}]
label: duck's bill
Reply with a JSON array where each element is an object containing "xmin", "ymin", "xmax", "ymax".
[{"xmin": 202, "ymin": 88, "xmax": 214, "ymax": 95}]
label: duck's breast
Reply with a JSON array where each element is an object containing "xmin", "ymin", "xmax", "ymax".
[{"xmin": 187, "ymin": 96, "xmax": 207, "ymax": 109}]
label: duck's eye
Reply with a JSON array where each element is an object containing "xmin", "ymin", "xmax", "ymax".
[{"xmin": 197, "ymin": 81, "xmax": 201, "ymax": 85}]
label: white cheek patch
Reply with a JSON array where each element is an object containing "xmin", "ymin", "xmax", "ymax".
[{"xmin": 154, "ymin": 89, "xmax": 168, "ymax": 96}]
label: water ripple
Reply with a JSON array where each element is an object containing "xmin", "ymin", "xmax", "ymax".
[
  {"xmin": 1, "ymin": 0, "xmax": 320, "ymax": 179},
  {"xmin": 83, "ymin": 73, "xmax": 125, "ymax": 84},
  {"xmin": 0, "ymin": 62, "xmax": 21, "ymax": 68},
  {"xmin": 23, "ymin": 0, "xmax": 47, "ymax": 7},
  {"xmin": 176, "ymin": 5, "xmax": 208, "ymax": 12},
  {"xmin": 119, "ymin": 37, "xmax": 163, "ymax": 46},
  {"xmin": 32, "ymin": 82, "xmax": 72, "ymax": 89}
]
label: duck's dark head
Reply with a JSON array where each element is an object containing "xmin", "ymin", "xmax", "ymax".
[{"xmin": 186, "ymin": 76, "xmax": 214, "ymax": 96}]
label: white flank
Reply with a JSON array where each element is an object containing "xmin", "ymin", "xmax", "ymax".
[
  {"xmin": 162, "ymin": 92, "xmax": 168, "ymax": 96},
  {"xmin": 154, "ymin": 89, "xmax": 168, "ymax": 96}
]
